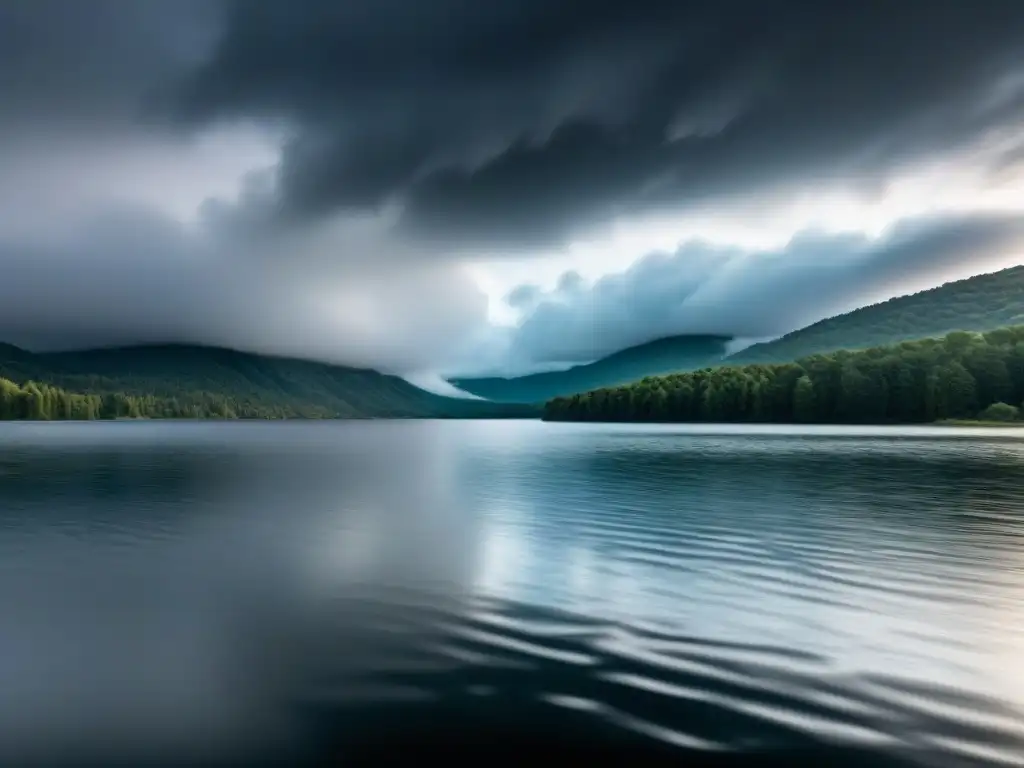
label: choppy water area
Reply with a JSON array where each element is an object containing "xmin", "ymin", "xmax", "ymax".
[{"xmin": 1, "ymin": 421, "xmax": 1023, "ymax": 766}]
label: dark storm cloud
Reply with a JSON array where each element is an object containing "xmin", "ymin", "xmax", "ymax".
[
  {"xmin": 0, "ymin": 0, "xmax": 214, "ymax": 135},
  {"xmin": 475, "ymin": 212, "xmax": 1024, "ymax": 374},
  {"xmin": 0, "ymin": 1, "xmax": 489, "ymax": 377},
  {"xmin": 4, "ymin": 1, "xmax": 1024, "ymax": 379},
  {"xmin": 171, "ymin": 0, "xmax": 1024, "ymax": 251}
]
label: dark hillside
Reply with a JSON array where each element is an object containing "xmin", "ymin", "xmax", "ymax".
[
  {"xmin": 729, "ymin": 265, "xmax": 1024, "ymax": 364},
  {"xmin": 0, "ymin": 343, "xmax": 538, "ymax": 419},
  {"xmin": 450, "ymin": 335, "xmax": 731, "ymax": 403}
]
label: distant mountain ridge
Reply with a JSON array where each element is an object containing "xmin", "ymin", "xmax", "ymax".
[
  {"xmin": 726, "ymin": 264, "xmax": 1024, "ymax": 365},
  {"xmin": 449, "ymin": 335, "xmax": 732, "ymax": 403},
  {"xmin": 452, "ymin": 264, "xmax": 1024, "ymax": 403},
  {"xmin": 0, "ymin": 343, "xmax": 538, "ymax": 419}
]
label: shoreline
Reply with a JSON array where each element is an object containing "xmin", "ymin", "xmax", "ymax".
[{"xmin": 932, "ymin": 419, "xmax": 1024, "ymax": 428}]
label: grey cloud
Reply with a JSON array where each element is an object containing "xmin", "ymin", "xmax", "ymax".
[
  {"xmin": 0, "ymin": 0, "xmax": 214, "ymax": 137},
  {"xmin": 0, "ymin": 1, "xmax": 488, "ymax": 375},
  {"xmin": 557, "ymin": 271, "xmax": 585, "ymax": 293},
  {"xmin": 505, "ymin": 284, "xmax": 542, "ymax": 311},
  {"xmin": 0, "ymin": 204, "xmax": 487, "ymax": 375},
  {"xmin": 470, "ymin": 212, "xmax": 1024, "ymax": 375},
  {"xmin": 169, "ymin": 0, "xmax": 1024, "ymax": 251},
  {"xmin": 986, "ymin": 135, "xmax": 1024, "ymax": 185}
]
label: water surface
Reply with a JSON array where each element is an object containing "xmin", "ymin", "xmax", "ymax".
[{"xmin": 1, "ymin": 421, "xmax": 1023, "ymax": 766}]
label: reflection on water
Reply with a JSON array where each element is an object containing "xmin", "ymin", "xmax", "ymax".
[{"xmin": 1, "ymin": 421, "xmax": 1024, "ymax": 765}]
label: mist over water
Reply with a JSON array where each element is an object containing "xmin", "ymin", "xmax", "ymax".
[{"xmin": 1, "ymin": 421, "xmax": 1023, "ymax": 766}]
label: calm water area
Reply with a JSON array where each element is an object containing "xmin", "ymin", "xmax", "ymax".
[{"xmin": 1, "ymin": 421, "xmax": 1023, "ymax": 766}]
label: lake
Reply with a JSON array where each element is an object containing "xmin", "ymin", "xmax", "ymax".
[{"xmin": 1, "ymin": 421, "xmax": 1023, "ymax": 766}]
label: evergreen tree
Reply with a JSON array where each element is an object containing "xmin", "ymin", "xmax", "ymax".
[
  {"xmin": 543, "ymin": 325, "xmax": 1024, "ymax": 425},
  {"xmin": 792, "ymin": 376, "xmax": 816, "ymax": 423}
]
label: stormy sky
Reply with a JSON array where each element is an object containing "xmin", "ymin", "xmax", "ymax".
[{"xmin": 3, "ymin": 1, "xmax": 1024, "ymax": 385}]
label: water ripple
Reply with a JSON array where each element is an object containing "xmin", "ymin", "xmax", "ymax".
[{"xmin": 1, "ymin": 421, "xmax": 1024, "ymax": 765}]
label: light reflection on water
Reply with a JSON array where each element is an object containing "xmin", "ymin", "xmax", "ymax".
[{"xmin": 0, "ymin": 420, "xmax": 1023, "ymax": 766}]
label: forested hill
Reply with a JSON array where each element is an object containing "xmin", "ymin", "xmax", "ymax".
[
  {"xmin": 0, "ymin": 343, "xmax": 538, "ymax": 420},
  {"xmin": 544, "ymin": 326, "xmax": 1024, "ymax": 425},
  {"xmin": 728, "ymin": 264, "xmax": 1024, "ymax": 365},
  {"xmin": 449, "ymin": 335, "xmax": 732, "ymax": 403},
  {"xmin": 452, "ymin": 265, "xmax": 1024, "ymax": 404}
]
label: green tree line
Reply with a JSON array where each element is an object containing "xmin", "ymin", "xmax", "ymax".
[
  {"xmin": 544, "ymin": 326, "xmax": 1024, "ymax": 424},
  {"xmin": 0, "ymin": 377, "xmax": 342, "ymax": 420}
]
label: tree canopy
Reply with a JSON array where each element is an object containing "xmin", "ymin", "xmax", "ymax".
[{"xmin": 544, "ymin": 326, "xmax": 1024, "ymax": 424}]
